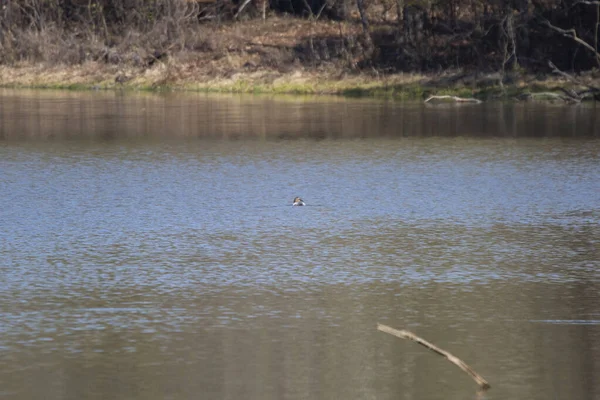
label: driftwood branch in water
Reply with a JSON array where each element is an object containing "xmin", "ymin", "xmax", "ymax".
[
  {"xmin": 424, "ymin": 95, "xmax": 482, "ymax": 104},
  {"xmin": 377, "ymin": 323, "xmax": 491, "ymax": 391}
]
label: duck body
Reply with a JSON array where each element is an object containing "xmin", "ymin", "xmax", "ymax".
[{"xmin": 292, "ymin": 197, "xmax": 305, "ymax": 206}]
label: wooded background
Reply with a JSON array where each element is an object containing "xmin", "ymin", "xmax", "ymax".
[{"xmin": 1, "ymin": 0, "xmax": 598, "ymax": 74}]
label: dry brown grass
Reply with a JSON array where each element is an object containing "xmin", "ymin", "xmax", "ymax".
[
  {"xmin": 0, "ymin": 16, "xmax": 369, "ymax": 89},
  {"xmin": 0, "ymin": 57, "xmax": 426, "ymax": 94}
]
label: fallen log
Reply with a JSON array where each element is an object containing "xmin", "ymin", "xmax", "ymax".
[
  {"xmin": 424, "ymin": 95, "xmax": 482, "ymax": 104},
  {"xmin": 516, "ymin": 92, "xmax": 580, "ymax": 103},
  {"xmin": 377, "ymin": 323, "xmax": 491, "ymax": 391}
]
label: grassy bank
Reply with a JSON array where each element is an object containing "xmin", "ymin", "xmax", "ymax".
[
  {"xmin": 0, "ymin": 62, "xmax": 420, "ymax": 96},
  {"xmin": 1, "ymin": 61, "xmax": 587, "ymax": 102}
]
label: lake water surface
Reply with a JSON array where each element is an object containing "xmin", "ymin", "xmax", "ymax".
[{"xmin": 0, "ymin": 89, "xmax": 599, "ymax": 400}]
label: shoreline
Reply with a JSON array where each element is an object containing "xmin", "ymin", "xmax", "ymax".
[{"xmin": 0, "ymin": 63, "xmax": 589, "ymax": 102}]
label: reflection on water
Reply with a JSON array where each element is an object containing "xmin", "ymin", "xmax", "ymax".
[
  {"xmin": 0, "ymin": 90, "xmax": 599, "ymax": 400},
  {"xmin": 0, "ymin": 89, "xmax": 599, "ymax": 140}
]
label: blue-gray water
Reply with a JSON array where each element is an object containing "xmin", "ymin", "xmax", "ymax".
[{"xmin": 0, "ymin": 90, "xmax": 599, "ymax": 400}]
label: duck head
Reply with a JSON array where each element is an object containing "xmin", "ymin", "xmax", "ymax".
[{"xmin": 292, "ymin": 197, "xmax": 305, "ymax": 206}]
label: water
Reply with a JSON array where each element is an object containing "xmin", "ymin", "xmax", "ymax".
[{"xmin": 0, "ymin": 89, "xmax": 599, "ymax": 400}]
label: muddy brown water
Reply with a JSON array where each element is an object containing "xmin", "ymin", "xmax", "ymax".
[{"xmin": 1, "ymin": 89, "xmax": 599, "ymax": 400}]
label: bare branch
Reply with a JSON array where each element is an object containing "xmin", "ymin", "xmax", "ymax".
[
  {"xmin": 377, "ymin": 324, "xmax": 491, "ymax": 391},
  {"xmin": 234, "ymin": 0, "xmax": 252, "ymax": 19},
  {"xmin": 542, "ymin": 19, "xmax": 600, "ymax": 63},
  {"xmin": 547, "ymin": 61, "xmax": 582, "ymax": 84},
  {"xmin": 573, "ymin": 1, "xmax": 600, "ymax": 5},
  {"xmin": 547, "ymin": 60, "xmax": 600, "ymax": 95},
  {"xmin": 300, "ymin": 0, "xmax": 314, "ymax": 19},
  {"xmin": 314, "ymin": 2, "xmax": 328, "ymax": 21}
]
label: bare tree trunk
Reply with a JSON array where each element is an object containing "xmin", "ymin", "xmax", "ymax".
[
  {"xmin": 356, "ymin": 0, "xmax": 369, "ymax": 33},
  {"xmin": 595, "ymin": 3, "xmax": 600, "ymax": 67},
  {"xmin": 356, "ymin": 0, "xmax": 373, "ymax": 55},
  {"xmin": 396, "ymin": 0, "xmax": 404, "ymax": 27}
]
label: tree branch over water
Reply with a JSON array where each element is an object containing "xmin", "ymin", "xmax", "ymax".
[{"xmin": 542, "ymin": 19, "xmax": 600, "ymax": 66}]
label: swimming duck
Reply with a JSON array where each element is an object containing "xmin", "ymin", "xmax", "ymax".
[{"xmin": 292, "ymin": 197, "xmax": 305, "ymax": 206}]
